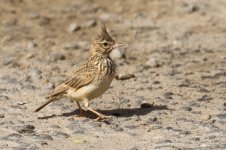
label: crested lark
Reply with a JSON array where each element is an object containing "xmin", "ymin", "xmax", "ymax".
[{"xmin": 34, "ymin": 26, "xmax": 126, "ymax": 120}]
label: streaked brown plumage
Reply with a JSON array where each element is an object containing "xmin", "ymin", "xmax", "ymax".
[{"xmin": 34, "ymin": 26, "xmax": 126, "ymax": 120}]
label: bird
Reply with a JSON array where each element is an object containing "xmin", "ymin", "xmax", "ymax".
[{"xmin": 34, "ymin": 25, "xmax": 126, "ymax": 120}]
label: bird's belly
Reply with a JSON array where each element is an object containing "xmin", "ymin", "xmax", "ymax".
[{"xmin": 67, "ymin": 76, "xmax": 113, "ymax": 101}]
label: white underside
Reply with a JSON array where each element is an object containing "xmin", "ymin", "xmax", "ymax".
[{"xmin": 66, "ymin": 75, "xmax": 114, "ymax": 101}]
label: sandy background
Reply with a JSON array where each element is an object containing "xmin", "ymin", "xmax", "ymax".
[{"xmin": 0, "ymin": 0, "xmax": 226, "ymax": 149}]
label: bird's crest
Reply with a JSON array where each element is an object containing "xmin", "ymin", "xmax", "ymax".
[{"xmin": 95, "ymin": 25, "xmax": 114, "ymax": 42}]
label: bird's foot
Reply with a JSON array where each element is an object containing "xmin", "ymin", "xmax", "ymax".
[{"xmin": 94, "ymin": 114, "xmax": 112, "ymax": 121}]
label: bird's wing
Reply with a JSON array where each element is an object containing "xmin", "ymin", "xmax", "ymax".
[
  {"xmin": 34, "ymin": 64, "xmax": 97, "ymax": 112},
  {"xmin": 46, "ymin": 64, "xmax": 97, "ymax": 99},
  {"xmin": 63, "ymin": 64, "xmax": 97, "ymax": 90}
]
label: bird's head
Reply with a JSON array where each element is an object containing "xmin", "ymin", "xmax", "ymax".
[{"xmin": 90, "ymin": 26, "xmax": 126, "ymax": 56}]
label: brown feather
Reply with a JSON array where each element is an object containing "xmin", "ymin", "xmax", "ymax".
[
  {"xmin": 34, "ymin": 97, "xmax": 55, "ymax": 112},
  {"xmin": 34, "ymin": 83, "xmax": 68, "ymax": 112},
  {"xmin": 64, "ymin": 64, "xmax": 97, "ymax": 90},
  {"xmin": 95, "ymin": 25, "xmax": 114, "ymax": 42}
]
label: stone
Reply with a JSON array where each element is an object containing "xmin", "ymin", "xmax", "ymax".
[
  {"xmin": 27, "ymin": 12, "xmax": 40, "ymax": 19},
  {"xmin": 15, "ymin": 125, "xmax": 35, "ymax": 134},
  {"xmin": 146, "ymin": 117, "xmax": 158, "ymax": 124},
  {"xmin": 50, "ymin": 52, "xmax": 66, "ymax": 61},
  {"xmin": 5, "ymin": 133, "xmax": 22, "ymax": 141},
  {"xmin": 180, "ymin": 106, "xmax": 192, "ymax": 111},
  {"xmin": 130, "ymin": 147, "xmax": 139, "ymax": 150},
  {"xmin": 27, "ymin": 41, "xmax": 37, "ymax": 49},
  {"xmin": 29, "ymin": 68, "xmax": 42, "ymax": 79},
  {"xmin": 99, "ymin": 13, "xmax": 113, "ymax": 21},
  {"xmin": 39, "ymin": 17, "xmax": 51, "ymax": 25},
  {"xmin": 22, "ymin": 84, "xmax": 36, "ymax": 90},
  {"xmin": 124, "ymin": 125, "xmax": 139, "ymax": 130},
  {"xmin": 34, "ymin": 134, "xmax": 54, "ymax": 141},
  {"xmin": 53, "ymin": 132, "xmax": 70, "ymax": 138},
  {"xmin": 145, "ymin": 58, "xmax": 160, "ymax": 68},
  {"xmin": 0, "ymin": 114, "xmax": 4, "ymax": 118},
  {"xmin": 110, "ymin": 48, "xmax": 126, "ymax": 59},
  {"xmin": 197, "ymin": 95, "xmax": 212, "ymax": 102},
  {"xmin": 163, "ymin": 92, "xmax": 174, "ymax": 99},
  {"xmin": 216, "ymin": 113, "xmax": 226, "ymax": 119},
  {"xmin": 67, "ymin": 23, "xmax": 80, "ymax": 33},
  {"xmin": 109, "ymin": 123, "xmax": 124, "ymax": 132},
  {"xmin": 82, "ymin": 20, "xmax": 97, "ymax": 28},
  {"xmin": 0, "ymin": 95, "xmax": 9, "ymax": 101},
  {"xmin": 72, "ymin": 129, "xmax": 85, "ymax": 134},
  {"xmin": 50, "ymin": 125, "xmax": 60, "ymax": 129},
  {"xmin": 190, "ymin": 137, "xmax": 200, "ymax": 141},
  {"xmin": 66, "ymin": 121, "xmax": 81, "ymax": 131}
]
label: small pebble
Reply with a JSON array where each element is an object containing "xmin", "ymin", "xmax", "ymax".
[
  {"xmin": 29, "ymin": 68, "xmax": 42, "ymax": 79},
  {"xmin": 53, "ymin": 132, "xmax": 70, "ymax": 138},
  {"xmin": 201, "ymin": 115, "xmax": 211, "ymax": 121},
  {"xmin": 216, "ymin": 113, "xmax": 226, "ymax": 119},
  {"xmin": 197, "ymin": 95, "xmax": 212, "ymax": 102},
  {"xmin": 50, "ymin": 52, "xmax": 66, "ymax": 61},
  {"xmin": 146, "ymin": 117, "xmax": 157, "ymax": 124},
  {"xmin": 163, "ymin": 92, "xmax": 174, "ymax": 99},
  {"xmin": 130, "ymin": 146, "xmax": 139, "ymax": 150},
  {"xmin": 190, "ymin": 137, "xmax": 200, "ymax": 141},
  {"xmin": 0, "ymin": 114, "xmax": 4, "ymax": 118},
  {"xmin": 189, "ymin": 101, "xmax": 200, "ymax": 107},
  {"xmin": 99, "ymin": 13, "xmax": 112, "ymax": 21},
  {"xmin": 66, "ymin": 121, "xmax": 81, "ymax": 131},
  {"xmin": 27, "ymin": 12, "xmax": 40, "ymax": 19},
  {"xmin": 34, "ymin": 134, "xmax": 54, "ymax": 141},
  {"xmin": 73, "ymin": 129, "xmax": 85, "ymax": 135},
  {"xmin": 45, "ymin": 82, "xmax": 55, "ymax": 91},
  {"xmin": 224, "ymin": 102, "xmax": 226, "ymax": 106},
  {"xmin": 27, "ymin": 41, "xmax": 37, "ymax": 49},
  {"xmin": 50, "ymin": 125, "xmax": 60, "ymax": 129},
  {"xmin": 110, "ymin": 48, "xmax": 126, "ymax": 59},
  {"xmin": 109, "ymin": 123, "xmax": 124, "ymax": 132},
  {"xmin": 124, "ymin": 125, "xmax": 139, "ymax": 130},
  {"xmin": 5, "ymin": 133, "xmax": 22, "ymax": 141},
  {"xmin": 0, "ymin": 95, "xmax": 9, "ymax": 101},
  {"xmin": 82, "ymin": 20, "xmax": 97, "ymax": 28},
  {"xmin": 206, "ymin": 135, "xmax": 216, "ymax": 139},
  {"xmin": 147, "ymin": 126, "xmax": 162, "ymax": 132},
  {"xmin": 180, "ymin": 106, "xmax": 192, "ymax": 111},
  {"xmin": 15, "ymin": 124, "xmax": 35, "ymax": 134},
  {"xmin": 153, "ymin": 81, "xmax": 160, "ymax": 84},
  {"xmin": 157, "ymin": 139, "xmax": 172, "ymax": 143},
  {"xmin": 23, "ymin": 84, "xmax": 36, "ymax": 90},
  {"xmin": 145, "ymin": 58, "xmax": 160, "ymax": 68},
  {"xmin": 67, "ymin": 23, "xmax": 80, "ymax": 33},
  {"xmin": 115, "ymin": 74, "xmax": 135, "ymax": 80},
  {"xmin": 39, "ymin": 17, "xmax": 51, "ymax": 25},
  {"xmin": 3, "ymin": 18, "xmax": 17, "ymax": 26}
]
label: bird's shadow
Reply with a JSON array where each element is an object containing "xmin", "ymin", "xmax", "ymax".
[{"xmin": 38, "ymin": 104, "xmax": 172, "ymax": 120}]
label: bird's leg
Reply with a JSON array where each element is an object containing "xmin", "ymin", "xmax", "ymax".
[
  {"xmin": 76, "ymin": 101, "xmax": 84, "ymax": 117},
  {"xmin": 83, "ymin": 99, "xmax": 111, "ymax": 120}
]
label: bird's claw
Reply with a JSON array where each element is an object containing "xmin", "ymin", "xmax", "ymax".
[{"xmin": 94, "ymin": 115, "xmax": 112, "ymax": 121}]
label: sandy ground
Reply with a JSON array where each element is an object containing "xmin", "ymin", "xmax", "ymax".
[{"xmin": 0, "ymin": 0, "xmax": 226, "ymax": 149}]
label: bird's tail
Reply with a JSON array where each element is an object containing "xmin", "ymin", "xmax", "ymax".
[
  {"xmin": 34, "ymin": 97, "xmax": 55, "ymax": 112},
  {"xmin": 34, "ymin": 83, "xmax": 68, "ymax": 113}
]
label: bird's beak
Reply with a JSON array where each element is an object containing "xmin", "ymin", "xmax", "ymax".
[{"xmin": 112, "ymin": 43, "xmax": 128, "ymax": 49}]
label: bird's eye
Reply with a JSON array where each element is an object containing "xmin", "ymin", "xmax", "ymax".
[{"xmin": 102, "ymin": 42, "xmax": 108, "ymax": 47}]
